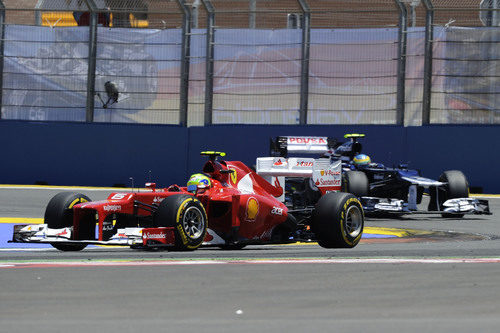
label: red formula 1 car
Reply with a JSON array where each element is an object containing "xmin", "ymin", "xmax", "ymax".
[{"xmin": 11, "ymin": 152, "xmax": 364, "ymax": 251}]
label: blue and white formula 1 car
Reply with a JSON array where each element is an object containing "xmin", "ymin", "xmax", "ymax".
[{"xmin": 265, "ymin": 135, "xmax": 490, "ymax": 217}]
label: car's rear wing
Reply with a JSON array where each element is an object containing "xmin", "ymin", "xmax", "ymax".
[
  {"xmin": 270, "ymin": 136, "xmax": 337, "ymax": 157},
  {"xmin": 257, "ymin": 157, "xmax": 317, "ymax": 177},
  {"xmin": 256, "ymin": 157, "xmax": 341, "ymax": 199}
]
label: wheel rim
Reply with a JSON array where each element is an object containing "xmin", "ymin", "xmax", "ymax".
[
  {"xmin": 344, "ymin": 205, "xmax": 363, "ymax": 238},
  {"xmin": 182, "ymin": 206, "xmax": 205, "ymax": 239}
]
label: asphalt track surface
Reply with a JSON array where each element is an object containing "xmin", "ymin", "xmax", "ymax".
[{"xmin": 0, "ymin": 187, "xmax": 499, "ymax": 333}]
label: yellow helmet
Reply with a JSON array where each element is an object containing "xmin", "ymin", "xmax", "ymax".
[{"xmin": 187, "ymin": 173, "xmax": 211, "ymax": 192}]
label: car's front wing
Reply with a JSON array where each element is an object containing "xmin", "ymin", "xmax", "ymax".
[
  {"xmin": 10, "ymin": 224, "xmax": 228, "ymax": 248},
  {"xmin": 10, "ymin": 224, "xmax": 177, "ymax": 247},
  {"xmin": 360, "ymin": 197, "xmax": 491, "ymax": 216}
]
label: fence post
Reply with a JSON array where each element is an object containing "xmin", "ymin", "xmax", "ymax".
[
  {"xmin": 298, "ymin": 0, "xmax": 310, "ymax": 125},
  {"xmin": 34, "ymin": 1, "xmax": 41, "ymax": 26},
  {"xmin": 395, "ymin": 0, "xmax": 407, "ymax": 125},
  {"xmin": 202, "ymin": 0, "xmax": 215, "ymax": 126},
  {"xmin": 178, "ymin": 0, "xmax": 191, "ymax": 127},
  {"xmin": 249, "ymin": 0, "xmax": 256, "ymax": 29},
  {"xmin": 422, "ymin": 0, "xmax": 434, "ymax": 125},
  {"xmin": 192, "ymin": 0, "xmax": 200, "ymax": 29},
  {"xmin": 85, "ymin": 0, "xmax": 98, "ymax": 122},
  {"xmin": 0, "ymin": 1, "xmax": 5, "ymax": 119}
]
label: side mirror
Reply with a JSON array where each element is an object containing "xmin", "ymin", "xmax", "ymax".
[{"xmin": 145, "ymin": 182, "xmax": 156, "ymax": 192}]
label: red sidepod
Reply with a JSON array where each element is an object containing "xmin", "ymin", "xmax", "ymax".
[{"xmin": 197, "ymin": 160, "xmax": 288, "ymax": 242}]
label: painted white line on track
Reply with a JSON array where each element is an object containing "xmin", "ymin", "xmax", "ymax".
[{"xmin": 1, "ymin": 257, "xmax": 500, "ymax": 269}]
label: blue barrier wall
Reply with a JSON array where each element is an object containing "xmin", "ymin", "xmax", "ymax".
[
  {"xmin": 0, "ymin": 121, "xmax": 189, "ymax": 187},
  {"xmin": 406, "ymin": 125, "xmax": 500, "ymax": 193},
  {"xmin": 0, "ymin": 121, "xmax": 498, "ymax": 193}
]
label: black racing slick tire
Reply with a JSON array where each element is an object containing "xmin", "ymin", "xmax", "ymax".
[
  {"xmin": 439, "ymin": 170, "xmax": 469, "ymax": 218},
  {"xmin": 440, "ymin": 170, "xmax": 469, "ymax": 199},
  {"xmin": 44, "ymin": 192, "xmax": 90, "ymax": 251},
  {"xmin": 342, "ymin": 171, "xmax": 369, "ymax": 197},
  {"xmin": 313, "ymin": 192, "xmax": 364, "ymax": 248},
  {"xmin": 153, "ymin": 194, "xmax": 208, "ymax": 251}
]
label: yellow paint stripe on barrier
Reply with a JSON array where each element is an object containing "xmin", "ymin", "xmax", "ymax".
[
  {"xmin": 470, "ymin": 194, "xmax": 500, "ymax": 198},
  {"xmin": 0, "ymin": 218, "xmax": 44, "ymax": 224}
]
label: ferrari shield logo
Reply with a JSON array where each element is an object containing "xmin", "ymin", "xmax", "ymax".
[{"xmin": 245, "ymin": 197, "xmax": 259, "ymax": 222}]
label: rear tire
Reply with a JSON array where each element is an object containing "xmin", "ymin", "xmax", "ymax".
[
  {"xmin": 44, "ymin": 192, "xmax": 90, "ymax": 251},
  {"xmin": 342, "ymin": 171, "xmax": 369, "ymax": 197},
  {"xmin": 439, "ymin": 170, "xmax": 469, "ymax": 218},
  {"xmin": 313, "ymin": 192, "xmax": 364, "ymax": 248},
  {"xmin": 153, "ymin": 194, "xmax": 207, "ymax": 251}
]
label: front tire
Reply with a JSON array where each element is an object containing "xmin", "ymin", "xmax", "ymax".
[
  {"xmin": 44, "ymin": 192, "xmax": 90, "ymax": 251},
  {"xmin": 313, "ymin": 192, "xmax": 364, "ymax": 248},
  {"xmin": 153, "ymin": 194, "xmax": 208, "ymax": 251},
  {"xmin": 439, "ymin": 170, "xmax": 469, "ymax": 218},
  {"xmin": 342, "ymin": 171, "xmax": 369, "ymax": 197}
]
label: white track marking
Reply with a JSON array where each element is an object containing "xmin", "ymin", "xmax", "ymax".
[{"xmin": 1, "ymin": 257, "xmax": 500, "ymax": 269}]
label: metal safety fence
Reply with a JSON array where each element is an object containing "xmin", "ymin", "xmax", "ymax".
[{"xmin": 0, "ymin": 0, "xmax": 498, "ymax": 126}]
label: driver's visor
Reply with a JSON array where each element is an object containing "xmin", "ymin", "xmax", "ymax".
[{"xmin": 187, "ymin": 184, "xmax": 198, "ymax": 192}]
